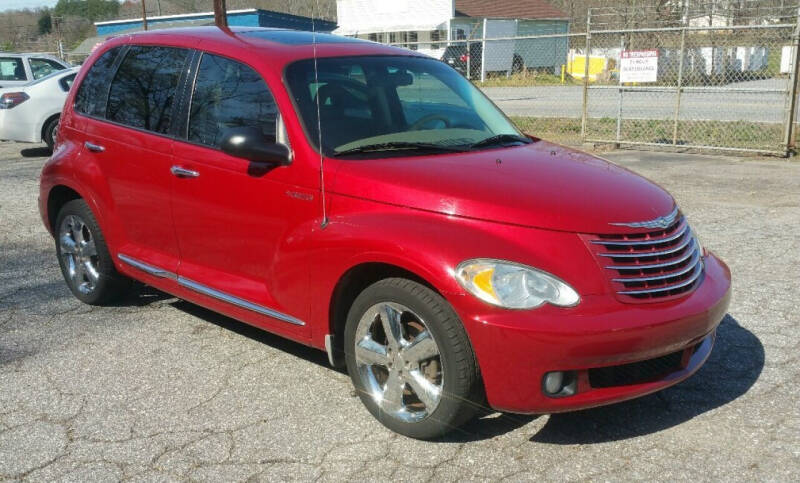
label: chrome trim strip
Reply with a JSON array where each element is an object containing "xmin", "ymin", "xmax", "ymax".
[
  {"xmin": 177, "ymin": 276, "xmax": 305, "ymax": 326},
  {"xmin": 591, "ymin": 219, "xmax": 689, "ymax": 246},
  {"xmin": 612, "ymin": 250, "xmax": 702, "ymax": 283},
  {"xmin": 598, "ymin": 233, "xmax": 693, "ymax": 258},
  {"xmin": 118, "ymin": 253, "xmax": 304, "ymax": 326},
  {"xmin": 610, "ymin": 206, "xmax": 680, "ymax": 229},
  {"xmin": 605, "ymin": 240, "xmax": 698, "ymax": 270},
  {"xmin": 118, "ymin": 253, "xmax": 176, "ymax": 279},
  {"xmin": 617, "ymin": 262, "xmax": 704, "ymax": 295}
]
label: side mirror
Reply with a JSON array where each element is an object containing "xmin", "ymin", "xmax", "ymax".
[{"xmin": 220, "ymin": 126, "xmax": 291, "ymax": 165}]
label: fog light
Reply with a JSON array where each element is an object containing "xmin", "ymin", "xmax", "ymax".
[
  {"xmin": 543, "ymin": 371, "xmax": 565, "ymax": 394},
  {"xmin": 542, "ymin": 370, "xmax": 577, "ymax": 397}
]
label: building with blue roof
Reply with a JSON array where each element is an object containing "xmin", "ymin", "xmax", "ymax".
[{"xmin": 71, "ymin": 8, "xmax": 337, "ymax": 60}]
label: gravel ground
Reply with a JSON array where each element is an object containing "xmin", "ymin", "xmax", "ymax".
[{"xmin": 1, "ymin": 142, "xmax": 798, "ymax": 481}]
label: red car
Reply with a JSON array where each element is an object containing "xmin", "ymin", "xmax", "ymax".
[{"xmin": 39, "ymin": 27, "xmax": 730, "ymax": 439}]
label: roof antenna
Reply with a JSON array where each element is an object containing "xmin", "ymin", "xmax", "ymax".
[
  {"xmin": 312, "ymin": 0, "xmax": 329, "ymax": 229},
  {"xmin": 213, "ymin": 0, "xmax": 228, "ymax": 29}
]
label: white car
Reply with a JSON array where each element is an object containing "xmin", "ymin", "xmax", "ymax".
[
  {"xmin": 0, "ymin": 53, "xmax": 71, "ymax": 89},
  {"xmin": 0, "ymin": 67, "xmax": 79, "ymax": 150}
]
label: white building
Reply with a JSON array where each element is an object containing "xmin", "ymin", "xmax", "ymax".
[{"xmin": 334, "ymin": 0, "xmax": 569, "ymax": 62}]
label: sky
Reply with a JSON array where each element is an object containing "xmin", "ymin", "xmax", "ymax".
[{"xmin": 1, "ymin": 0, "xmax": 59, "ymax": 12}]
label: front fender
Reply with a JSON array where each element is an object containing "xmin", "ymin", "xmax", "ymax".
[{"xmin": 306, "ymin": 193, "xmax": 606, "ymax": 348}]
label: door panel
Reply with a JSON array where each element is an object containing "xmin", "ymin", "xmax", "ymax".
[
  {"xmin": 171, "ymin": 142, "xmax": 316, "ymax": 337},
  {"xmin": 82, "ymin": 121, "xmax": 179, "ymax": 272},
  {"xmin": 171, "ymin": 52, "xmax": 314, "ymax": 338}
]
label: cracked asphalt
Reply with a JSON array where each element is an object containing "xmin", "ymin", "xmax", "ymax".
[{"xmin": 1, "ymin": 141, "xmax": 798, "ymax": 481}]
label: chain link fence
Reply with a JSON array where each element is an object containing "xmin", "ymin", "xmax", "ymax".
[{"xmin": 383, "ymin": 2, "xmax": 800, "ymax": 156}]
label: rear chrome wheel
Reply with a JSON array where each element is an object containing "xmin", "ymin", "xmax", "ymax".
[
  {"xmin": 354, "ymin": 301, "xmax": 443, "ymax": 423},
  {"xmin": 59, "ymin": 215, "xmax": 100, "ymax": 295},
  {"xmin": 344, "ymin": 278, "xmax": 483, "ymax": 439},
  {"xmin": 55, "ymin": 199, "xmax": 130, "ymax": 305}
]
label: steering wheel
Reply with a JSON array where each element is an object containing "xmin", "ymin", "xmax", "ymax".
[{"xmin": 409, "ymin": 114, "xmax": 451, "ymax": 130}]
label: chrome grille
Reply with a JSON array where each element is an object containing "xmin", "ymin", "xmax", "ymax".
[{"xmin": 588, "ymin": 214, "xmax": 704, "ymax": 302}]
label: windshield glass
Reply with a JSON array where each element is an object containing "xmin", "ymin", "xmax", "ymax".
[{"xmin": 284, "ymin": 55, "xmax": 526, "ymax": 157}]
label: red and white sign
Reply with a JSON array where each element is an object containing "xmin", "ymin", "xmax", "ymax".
[{"xmin": 620, "ymin": 49, "xmax": 659, "ymax": 83}]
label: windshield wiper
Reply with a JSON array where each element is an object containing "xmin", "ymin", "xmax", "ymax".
[
  {"xmin": 333, "ymin": 142, "xmax": 467, "ymax": 157},
  {"xmin": 468, "ymin": 134, "xmax": 532, "ymax": 150}
]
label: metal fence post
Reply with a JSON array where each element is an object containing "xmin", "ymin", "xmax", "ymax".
[
  {"xmin": 616, "ymin": 33, "xmax": 624, "ymax": 146},
  {"xmin": 672, "ymin": 4, "xmax": 688, "ymax": 146},
  {"xmin": 481, "ymin": 19, "xmax": 487, "ymax": 83},
  {"xmin": 783, "ymin": 8, "xmax": 800, "ymax": 155},
  {"xmin": 466, "ymin": 39, "xmax": 471, "ymax": 80},
  {"xmin": 580, "ymin": 9, "xmax": 592, "ymax": 142}
]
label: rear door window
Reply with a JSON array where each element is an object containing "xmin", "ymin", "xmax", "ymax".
[
  {"xmin": 188, "ymin": 53, "xmax": 278, "ymax": 148},
  {"xmin": 106, "ymin": 46, "xmax": 189, "ymax": 134},
  {"xmin": 30, "ymin": 58, "xmax": 66, "ymax": 80},
  {"xmin": 75, "ymin": 47, "xmax": 123, "ymax": 117},
  {"xmin": 0, "ymin": 57, "xmax": 26, "ymax": 81}
]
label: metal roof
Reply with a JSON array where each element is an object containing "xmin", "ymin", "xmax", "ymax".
[{"xmin": 454, "ymin": 0, "xmax": 567, "ymax": 20}]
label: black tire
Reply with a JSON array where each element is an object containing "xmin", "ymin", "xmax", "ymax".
[
  {"xmin": 43, "ymin": 116, "xmax": 59, "ymax": 151},
  {"xmin": 55, "ymin": 199, "xmax": 131, "ymax": 305},
  {"xmin": 344, "ymin": 278, "xmax": 484, "ymax": 439}
]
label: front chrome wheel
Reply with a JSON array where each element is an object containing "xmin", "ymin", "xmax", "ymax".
[
  {"xmin": 354, "ymin": 301, "xmax": 443, "ymax": 423},
  {"xmin": 58, "ymin": 214, "xmax": 100, "ymax": 295}
]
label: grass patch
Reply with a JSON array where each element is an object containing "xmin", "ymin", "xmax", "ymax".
[
  {"xmin": 510, "ymin": 116, "xmax": 785, "ymax": 152},
  {"xmin": 511, "ymin": 117, "xmax": 583, "ymax": 144}
]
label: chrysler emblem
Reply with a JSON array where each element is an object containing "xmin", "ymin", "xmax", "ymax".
[{"xmin": 610, "ymin": 206, "xmax": 679, "ymax": 229}]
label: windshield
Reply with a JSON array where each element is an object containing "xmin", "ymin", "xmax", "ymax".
[{"xmin": 284, "ymin": 55, "xmax": 526, "ymax": 157}]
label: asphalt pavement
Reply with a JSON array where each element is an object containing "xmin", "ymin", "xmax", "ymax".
[
  {"xmin": 1, "ymin": 141, "xmax": 798, "ymax": 481},
  {"xmin": 482, "ymin": 78, "xmax": 792, "ymax": 122}
]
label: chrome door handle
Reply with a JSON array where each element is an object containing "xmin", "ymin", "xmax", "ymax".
[
  {"xmin": 84, "ymin": 141, "xmax": 105, "ymax": 152},
  {"xmin": 170, "ymin": 166, "xmax": 199, "ymax": 178}
]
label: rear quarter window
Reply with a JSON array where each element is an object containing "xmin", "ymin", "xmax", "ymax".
[
  {"xmin": 59, "ymin": 73, "xmax": 77, "ymax": 92},
  {"xmin": 74, "ymin": 47, "xmax": 123, "ymax": 117}
]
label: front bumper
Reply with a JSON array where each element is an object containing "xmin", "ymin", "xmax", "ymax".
[{"xmin": 453, "ymin": 253, "xmax": 731, "ymax": 414}]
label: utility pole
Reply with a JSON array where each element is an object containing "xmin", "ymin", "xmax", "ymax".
[
  {"xmin": 53, "ymin": 15, "xmax": 64, "ymax": 61},
  {"xmin": 141, "ymin": 0, "xmax": 148, "ymax": 31},
  {"xmin": 214, "ymin": 0, "xmax": 228, "ymax": 29}
]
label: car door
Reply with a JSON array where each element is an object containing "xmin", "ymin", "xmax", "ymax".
[
  {"xmin": 170, "ymin": 52, "xmax": 314, "ymax": 338},
  {"xmin": 78, "ymin": 45, "xmax": 190, "ymax": 274}
]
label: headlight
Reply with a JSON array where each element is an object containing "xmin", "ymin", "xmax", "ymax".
[{"xmin": 455, "ymin": 259, "xmax": 580, "ymax": 309}]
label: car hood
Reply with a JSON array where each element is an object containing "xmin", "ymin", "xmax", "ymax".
[{"xmin": 329, "ymin": 140, "xmax": 675, "ymax": 234}]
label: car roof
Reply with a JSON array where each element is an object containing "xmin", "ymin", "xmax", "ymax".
[
  {"xmin": 0, "ymin": 52, "xmax": 63, "ymax": 59},
  {"xmin": 100, "ymin": 27, "xmax": 425, "ymax": 65}
]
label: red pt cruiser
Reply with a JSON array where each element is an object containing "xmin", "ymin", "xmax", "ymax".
[{"xmin": 39, "ymin": 28, "xmax": 731, "ymax": 439}]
